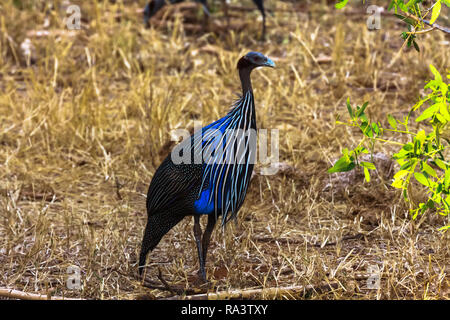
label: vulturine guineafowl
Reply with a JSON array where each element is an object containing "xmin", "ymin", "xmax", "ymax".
[
  {"xmin": 143, "ymin": 0, "xmax": 266, "ymax": 39},
  {"xmin": 138, "ymin": 52, "xmax": 275, "ymax": 281}
]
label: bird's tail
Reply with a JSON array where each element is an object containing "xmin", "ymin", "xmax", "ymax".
[{"xmin": 138, "ymin": 212, "xmax": 185, "ymax": 275}]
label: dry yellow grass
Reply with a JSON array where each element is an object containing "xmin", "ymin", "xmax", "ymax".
[{"xmin": 0, "ymin": 0, "xmax": 448, "ymax": 300}]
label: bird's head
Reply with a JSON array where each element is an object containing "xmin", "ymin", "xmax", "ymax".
[{"xmin": 237, "ymin": 52, "xmax": 276, "ymax": 70}]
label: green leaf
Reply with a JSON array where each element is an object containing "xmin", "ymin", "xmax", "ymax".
[
  {"xmin": 364, "ymin": 167, "xmax": 370, "ymax": 182},
  {"xmin": 388, "ymin": 0, "xmax": 396, "ymax": 11},
  {"xmin": 429, "ymin": 64, "xmax": 442, "ymax": 82},
  {"xmin": 361, "ymin": 121, "xmax": 373, "ymax": 138},
  {"xmin": 400, "ymin": 159, "xmax": 415, "ymax": 170},
  {"xmin": 397, "ymin": 1, "xmax": 408, "ymax": 12},
  {"xmin": 394, "ymin": 170, "xmax": 410, "ymax": 180},
  {"xmin": 403, "ymin": 143, "xmax": 413, "ymax": 151},
  {"xmin": 393, "ymin": 13, "xmax": 416, "ymax": 26},
  {"xmin": 422, "ymin": 162, "xmax": 437, "ymax": 178},
  {"xmin": 424, "ymin": 79, "xmax": 440, "ymax": 91},
  {"xmin": 412, "ymin": 97, "xmax": 429, "ymax": 112},
  {"xmin": 360, "ymin": 161, "xmax": 376, "ymax": 170},
  {"xmin": 392, "ymin": 169, "xmax": 410, "ymax": 189},
  {"xmin": 430, "ymin": 0, "xmax": 442, "ymax": 25},
  {"xmin": 328, "ymin": 155, "xmax": 355, "ymax": 173},
  {"xmin": 371, "ymin": 123, "xmax": 380, "ymax": 136},
  {"xmin": 434, "ymin": 158, "xmax": 447, "ymax": 171},
  {"xmin": 411, "ymin": 208, "xmax": 419, "ymax": 220},
  {"xmin": 416, "ymin": 103, "xmax": 440, "ymax": 122},
  {"xmin": 355, "ymin": 146, "xmax": 369, "ymax": 154},
  {"xmin": 393, "ymin": 145, "xmax": 412, "ymax": 160},
  {"xmin": 414, "ymin": 139, "xmax": 420, "ymax": 155},
  {"xmin": 442, "ymin": 198, "xmax": 450, "ymax": 210},
  {"xmin": 346, "ymin": 97, "xmax": 353, "ymax": 118},
  {"xmin": 445, "ymin": 169, "xmax": 450, "ymax": 189},
  {"xmin": 440, "ymin": 82, "xmax": 448, "ymax": 96},
  {"xmin": 414, "ymin": 172, "xmax": 430, "ymax": 187},
  {"xmin": 356, "ymin": 101, "xmax": 369, "ymax": 117},
  {"xmin": 413, "ymin": 40, "xmax": 420, "ymax": 53},
  {"xmin": 436, "ymin": 184, "xmax": 443, "ymax": 196},
  {"xmin": 436, "ymin": 113, "xmax": 446, "ymax": 124},
  {"xmin": 387, "ymin": 114, "xmax": 397, "ymax": 129},
  {"xmin": 416, "ymin": 129, "xmax": 426, "ymax": 145},
  {"xmin": 335, "ymin": 0, "xmax": 349, "ymax": 9},
  {"xmin": 439, "ymin": 102, "xmax": 450, "ymax": 121}
]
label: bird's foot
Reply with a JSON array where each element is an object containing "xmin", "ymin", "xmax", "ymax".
[{"xmin": 197, "ymin": 269, "xmax": 209, "ymax": 284}]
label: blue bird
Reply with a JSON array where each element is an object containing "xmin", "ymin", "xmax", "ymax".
[
  {"xmin": 143, "ymin": 0, "xmax": 266, "ymax": 39},
  {"xmin": 139, "ymin": 52, "xmax": 275, "ymax": 281}
]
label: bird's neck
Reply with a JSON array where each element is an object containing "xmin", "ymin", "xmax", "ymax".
[
  {"xmin": 226, "ymin": 90, "xmax": 256, "ymax": 131},
  {"xmin": 239, "ymin": 68, "xmax": 253, "ymax": 94}
]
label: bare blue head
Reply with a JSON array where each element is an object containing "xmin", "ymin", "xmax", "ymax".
[
  {"xmin": 237, "ymin": 52, "xmax": 275, "ymax": 93},
  {"xmin": 237, "ymin": 52, "xmax": 275, "ymax": 70}
]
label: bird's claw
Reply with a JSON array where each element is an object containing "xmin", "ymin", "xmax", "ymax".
[{"xmin": 197, "ymin": 269, "xmax": 208, "ymax": 283}]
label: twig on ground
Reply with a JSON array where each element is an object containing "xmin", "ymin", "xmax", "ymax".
[
  {"xmin": 253, "ymin": 233, "xmax": 364, "ymax": 247},
  {"xmin": 0, "ymin": 288, "xmax": 82, "ymax": 300},
  {"xmin": 161, "ymin": 282, "xmax": 341, "ymax": 300}
]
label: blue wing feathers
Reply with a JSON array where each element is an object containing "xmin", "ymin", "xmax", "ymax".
[{"xmin": 192, "ymin": 92, "xmax": 256, "ymax": 225}]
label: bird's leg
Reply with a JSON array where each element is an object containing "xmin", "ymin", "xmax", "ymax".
[
  {"xmin": 201, "ymin": 214, "xmax": 217, "ymax": 273},
  {"xmin": 193, "ymin": 215, "xmax": 206, "ymax": 281},
  {"xmin": 200, "ymin": 0, "xmax": 210, "ymax": 17},
  {"xmin": 253, "ymin": 0, "xmax": 266, "ymax": 41},
  {"xmin": 221, "ymin": 0, "xmax": 230, "ymax": 29},
  {"xmin": 199, "ymin": 0, "xmax": 210, "ymax": 32},
  {"xmin": 261, "ymin": 14, "xmax": 266, "ymax": 41}
]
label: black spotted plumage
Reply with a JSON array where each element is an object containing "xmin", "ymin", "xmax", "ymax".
[{"xmin": 139, "ymin": 52, "xmax": 275, "ymax": 281}]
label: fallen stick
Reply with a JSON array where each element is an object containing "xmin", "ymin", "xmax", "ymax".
[
  {"xmin": 0, "ymin": 288, "xmax": 82, "ymax": 300},
  {"xmin": 253, "ymin": 233, "xmax": 364, "ymax": 247},
  {"xmin": 161, "ymin": 282, "xmax": 340, "ymax": 300}
]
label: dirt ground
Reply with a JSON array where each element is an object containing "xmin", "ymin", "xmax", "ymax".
[{"xmin": 0, "ymin": 0, "xmax": 448, "ymax": 299}]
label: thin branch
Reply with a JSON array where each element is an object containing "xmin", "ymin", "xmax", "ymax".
[
  {"xmin": 0, "ymin": 288, "xmax": 82, "ymax": 300},
  {"xmin": 253, "ymin": 233, "xmax": 364, "ymax": 247},
  {"xmin": 407, "ymin": 27, "xmax": 436, "ymax": 35},
  {"xmin": 403, "ymin": 11, "xmax": 450, "ymax": 34},
  {"xmin": 161, "ymin": 282, "xmax": 341, "ymax": 300},
  {"xmin": 421, "ymin": 19, "xmax": 449, "ymax": 33}
]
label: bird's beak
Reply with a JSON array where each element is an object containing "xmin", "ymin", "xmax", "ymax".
[{"xmin": 264, "ymin": 58, "xmax": 276, "ymax": 68}]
